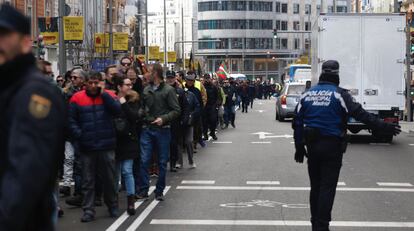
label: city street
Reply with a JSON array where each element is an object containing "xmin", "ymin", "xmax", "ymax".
[{"xmin": 57, "ymin": 99, "xmax": 414, "ymax": 231}]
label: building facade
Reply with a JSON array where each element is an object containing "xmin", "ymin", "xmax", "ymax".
[
  {"xmin": 196, "ymin": 0, "xmax": 350, "ymax": 81},
  {"xmin": 147, "ymin": 0, "xmax": 196, "ymax": 65}
]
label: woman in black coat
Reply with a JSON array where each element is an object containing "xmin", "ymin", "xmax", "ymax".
[{"xmin": 113, "ymin": 74, "xmax": 141, "ymax": 215}]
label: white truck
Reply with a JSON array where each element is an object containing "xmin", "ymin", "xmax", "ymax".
[{"xmin": 311, "ymin": 14, "xmax": 406, "ymax": 142}]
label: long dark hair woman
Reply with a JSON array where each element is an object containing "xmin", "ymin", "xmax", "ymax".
[{"xmin": 113, "ymin": 73, "xmax": 142, "ymax": 215}]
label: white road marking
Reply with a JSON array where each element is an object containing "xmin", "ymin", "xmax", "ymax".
[
  {"xmin": 106, "ymin": 186, "xmax": 156, "ymax": 231},
  {"xmin": 256, "ymin": 110, "xmax": 265, "ymax": 113},
  {"xmin": 251, "ymin": 141, "xmax": 272, "ymax": 144},
  {"xmin": 369, "ymin": 143, "xmax": 390, "ymax": 146},
  {"xmin": 246, "ymin": 181, "xmax": 280, "ymax": 185},
  {"xmin": 150, "ymin": 219, "xmax": 414, "ymax": 228},
  {"xmin": 409, "ymin": 144, "xmax": 414, "ymax": 146},
  {"xmin": 337, "ymin": 182, "xmax": 346, "ymax": 186},
  {"xmin": 181, "ymin": 180, "xmax": 215, "ymax": 185},
  {"xmin": 290, "ymin": 142, "xmax": 295, "ymax": 144},
  {"xmin": 212, "ymin": 141, "xmax": 233, "ymax": 144},
  {"xmin": 126, "ymin": 186, "xmax": 171, "ymax": 231},
  {"xmin": 252, "ymin": 132, "xmax": 293, "ymax": 139},
  {"xmin": 377, "ymin": 182, "xmax": 413, "ymax": 187},
  {"xmin": 58, "ymin": 182, "xmax": 75, "ymax": 186},
  {"xmin": 176, "ymin": 185, "xmax": 414, "ymax": 193}
]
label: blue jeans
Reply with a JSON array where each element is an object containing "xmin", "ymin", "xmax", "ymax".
[
  {"xmin": 118, "ymin": 159, "xmax": 135, "ymax": 196},
  {"xmin": 224, "ymin": 105, "xmax": 235, "ymax": 125},
  {"xmin": 139, "ymin": 127, "xmax": 171, "ymax": 195}
]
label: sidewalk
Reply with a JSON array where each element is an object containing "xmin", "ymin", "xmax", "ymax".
[{"xmin": 399, "ymin": 121, "xmax": 414, "ymax": 135}]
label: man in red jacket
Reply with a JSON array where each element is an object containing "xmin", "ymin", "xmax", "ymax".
[{"xmin": 69, "ymin": 71, "xmax": 121, "ymax": 222}]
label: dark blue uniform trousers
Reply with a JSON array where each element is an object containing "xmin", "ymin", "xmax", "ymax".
[{"xmin": 307, "ymin": 137, "xmax": 343, "ymax": 231}]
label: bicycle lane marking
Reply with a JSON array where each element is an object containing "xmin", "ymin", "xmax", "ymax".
[
  {"xmin": 126, "ymin": 186, "xmax": 171, "ymax": 231},
  {"xmin": 106, "ymin": 186, "xmax": 156, "ymax": 231}
]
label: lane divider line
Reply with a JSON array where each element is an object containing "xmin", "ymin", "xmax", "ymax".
[
  {"xmin": 251, "ymin": 141, "xmax": 271, "ymax": 144},
  {"xmin": 176, "ymin": 185, "xmax": 414, "ymax": 193},
  {"xmin": 106, "ymin": 186, "xmax": 156, "ymax": 231},
  {"xmin": 150, "ymin": 219, "xmax": 414, "ymax": 228},
  {"xmin": 181, "ymin": 180, "xmax": 216, "ymax": 185},
  {"xmin": 246, "ymin": 181, "xmax": 280, "ymax": 185},
  {"xmin": 377, "ymin": 182, "xmax": 413, "ymax": 187},
  {"xmin": 212, "ymin": 141, "xmax": 233, "ymax": 144},
  {"xmin": 126, "ymin": 186, "xmax": 171, "ymax": 231}
]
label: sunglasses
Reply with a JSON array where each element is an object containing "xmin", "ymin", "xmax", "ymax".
[
  {"xmin": 57, "ymin": 79, "xmax": 64, "ymax": 82},
  {"xmin": 121, "ymin": 62, "xmax": 131, "ymax": 67}
]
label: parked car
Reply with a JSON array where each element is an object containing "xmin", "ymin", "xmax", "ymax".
[{"xmin": 275, "ymin": 82, "xmax": 306, "ymax": 122}]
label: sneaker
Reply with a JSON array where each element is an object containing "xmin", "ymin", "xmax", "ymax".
[
  {"xmin": 211, "ymin": 134, "xmax": 218, "ymax": 141},
  {"xmin": 58, "ymin": 207, "xmax": 64, "ymax": 218},
  {"xmin": 80, "ymin": 212, "xmax": 95, "ymax": 223},
  {"xmin": 65, "ymin": 195, "xmax": 83, "ymax": 207},
  {"xmin": 170, "ymin": 167, "xmax": 177, "ymax": 172},
  {"xmin": 59, "ymin": 186, "xmax": 71, "ymax": 197},
  {"xmin": 175, "ymin": 164, "xmax": 182, "ymax": 169},
  {"xmin": 108, "ymin": 207, "xmax": 120, "ymax": 218},
  {"xmin": 136, "ymin": 193, "xmax": 149, "ymax": 201},
  {"xmin": 198, "ymin": 140, "xmax": 206, "ymax": 148},
  {"xmin": 231, "ymin": 122, "xmax": 236, "ymax": 128},
  {"xmin": 190, "ymin": 163, "xmax": 197, "ymax": 169},
  {"xmin": 155, "ymin": 193, "xmax": 164, "ymax": 201}
]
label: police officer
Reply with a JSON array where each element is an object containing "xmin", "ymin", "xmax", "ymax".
[
  {"xmin": 0, "ymin": 4, "xmax": 65, "ymax": 231},
  {"xmin": 292, "ymin": 60, "xmax": 401, "ymax": 231}
]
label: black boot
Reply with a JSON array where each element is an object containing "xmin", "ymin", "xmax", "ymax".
[
  {"xmin": 59, "ymin": 186, "xmax": 71, "ymax": 197},
  {"xmin": 127, "ymin": 195, "xmax": 136, "ymax": 215}
]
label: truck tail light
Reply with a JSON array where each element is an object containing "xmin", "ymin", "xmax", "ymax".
[{"xmin": 383, "ymin": 117, "xmax": 399, "ymax": 124}]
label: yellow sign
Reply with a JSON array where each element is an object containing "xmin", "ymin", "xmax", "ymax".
[
  {"xmin": 63, "ymin": 16, "xmax": 84, "ymax": 42},
  {"xmin": 42, "ymin": 32, "xmax": 59, "ymax": 45},
  {"xmin": 149, "ymin": 46, "xmax": 160, "ymax": 60},
  {"xmin": 113, "ymin": 32, "xmax": 129, "ymax": 51},
  {"xmin": 167, "ymin": 51, "xmax": 177, "ymax": 63},
  {"xmin": 159, "ymin": 52, "xmax": 165, "ymax": 63},
  {"xmin": 94, "ymin": 33, "xmax": 109, "ymax": 53},
  {"xmin": 185, "ymin": 59, "xmax": 190, "ymax": 68}
]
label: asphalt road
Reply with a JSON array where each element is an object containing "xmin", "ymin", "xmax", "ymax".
[{"xmin": 57, "ymin": 99, "xmax": 414, "ymax": 231}]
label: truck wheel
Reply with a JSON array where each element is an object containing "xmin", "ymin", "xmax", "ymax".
[{"xmin": 348, "ymin": 127, "xmax": 361, "ymax": 134}]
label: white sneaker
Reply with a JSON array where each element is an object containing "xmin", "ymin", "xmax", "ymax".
[
  {"xmin": 190, "ymin": 163, "xmax": 197, "ymax": 169},
  {"xmin": 175, "ymin": 164, "xmax": 182, "ymax": 169}
]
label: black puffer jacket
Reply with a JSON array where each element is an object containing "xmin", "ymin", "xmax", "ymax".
[{"xmin": 115, "ymin": 98, "xmax": 142, "ymax": 161}]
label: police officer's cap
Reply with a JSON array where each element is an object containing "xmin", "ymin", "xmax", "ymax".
[
  {"xmin": 322, "ymin": 60, "xmax": 340, "ymax": 74},
  {"xmin": 0, "ymin": 4, "xmax": 31, "ymax": 35},
  {"xmin": 166, "ymin": 70, "xmax": 176, "ymax": 78}
]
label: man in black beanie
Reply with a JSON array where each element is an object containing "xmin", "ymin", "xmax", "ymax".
[
  {"xmin": 0, "ymin": 4, "xmax": 65, "ymax": 231},
  {"xmin": 292, "ymin": 60, "xmax": 401, "ymax": 231}
]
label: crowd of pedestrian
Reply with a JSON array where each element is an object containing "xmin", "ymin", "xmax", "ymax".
[{"xmin": 41, "ymin": 55, "xmax": 277, "ymax": 223}]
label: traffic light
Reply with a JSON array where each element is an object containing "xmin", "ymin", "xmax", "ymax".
[
  {"xmin": 410, "ymin": 87, "xmax": 414, "ymax": 99},
  {"xmin": 37, "ymin": 35, "xmax": 45, "ymax": 58},
  {"xmin": 273, "ymin": 29, "xmax": 278, "ymax": 39},
  {"xmin": 410, "ymin": 31, "xmax": 414, "ymax": 65}
]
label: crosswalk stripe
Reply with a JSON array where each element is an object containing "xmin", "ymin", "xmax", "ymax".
[
  {"xmin": 150, "ymin": 219, "xmax": 414, "ymax": 228},
  {"xmin": 181, "ymin": 180, "xmax": 215, "ymax": 185},
  {"xmin": 176, "ymin": 185, "xmax": 414, "ymax": 193},
  {"xmin": 126, "ymin": 186, "xmax": 171, "ymax": 231},
  {"xmin": 377, "ymin": 182, "xmax": 413, "ymax": 187},
  {"xmin": 106, "ymin": 187, "xmax": 156, "ymax": 231},
  {"xmin": 246, "ymin": 181, "xmax": 280, "ymax": 185}
]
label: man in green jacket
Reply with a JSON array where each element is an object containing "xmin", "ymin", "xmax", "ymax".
[{"xmin": 137, "ymin": 63, "xmax": 181, "ymax": 201}]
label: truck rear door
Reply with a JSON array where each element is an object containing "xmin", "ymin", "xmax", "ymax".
[
  {"xmin": 319, "ymin": 15, "xmax": 362, "ymax": 103},
  {"xmin": 361, "ymin": 15, "xmax": 406, "ymax": 111}
]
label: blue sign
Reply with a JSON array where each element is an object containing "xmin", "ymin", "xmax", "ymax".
[{"xmin": 91, "ymin": 59, "xmax": 116, "ymax": 72}]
